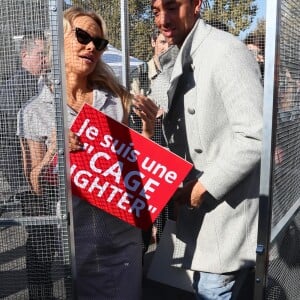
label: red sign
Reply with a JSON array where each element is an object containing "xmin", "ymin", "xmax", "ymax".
[{"xmin": 69, "ymin": 103, "xmax": 192, "ymax": 230}]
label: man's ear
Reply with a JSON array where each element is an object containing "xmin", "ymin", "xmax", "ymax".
[
  {"xmin": 151, "ymin": 39, "xmax": 156, "ymax": 48},
  {"xmin": 194, "ymin": 0, "xmax": 203, "ymax": 15}
]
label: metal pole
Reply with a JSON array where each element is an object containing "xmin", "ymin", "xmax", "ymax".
[
  {"xmin": 254, "ymin": 0, "xmax": 281, "ymax": 299},
  {"xmin": 48, "ymin": 1, "xmax": 76, "ymax": 298},
  {"xmin": 120, "ymin": 0, "xmax": 130, "ymax": 89}
]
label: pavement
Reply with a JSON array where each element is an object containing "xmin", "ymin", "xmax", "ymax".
[
  {"xmin": 0, "ymin": 206, "xmax": 194, "ymax": 300},
  {"xmin": 142, "ymin": 244, "xmax": 195, "ymax": 300}
]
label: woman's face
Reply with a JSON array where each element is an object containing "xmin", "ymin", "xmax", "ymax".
[{"xmin": 64, "ymin": 16, "xmax": 103, "ymax": 78}]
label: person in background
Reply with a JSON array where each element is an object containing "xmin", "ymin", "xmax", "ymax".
[
  {"xmin": 147, "ymin": 28, "xmax": 170, "ymax": 88},
  {"xmin": 151, "ymin": 0, "xmax": 263, "ymax": 299},
  {"xmin": 0, "ymin": 31, "xmax": 51, "ymax": 299},
  {"xmin": 130, "ymin": 28, "xmax": 170, "ymax": 253},
  {"xmin": 0, "ymin": 31, "xmax": 48, "ymax": 205},
  {"xmin": 244, "ymin": 32, "xmax": 265, "ymax": 78},
  {"xmin": 18, "ymin": 7, "xmax": 158, "ymax": 300},
  {"xmin": 131, "ymin": 28, "xmax": 169, "ymax": 96}
]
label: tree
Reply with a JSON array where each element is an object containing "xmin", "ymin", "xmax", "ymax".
[
  {"xmin": 202, "ymin": 0, "xmax": 258, "ymax": 36},
  {"xmin": 71, "ymin": 0, "xmax": 153, "ymax": 61},
  {"xmin": 68, "ymin": 0, "xmax": 259, "ymax": 61},
  {"xmin": 243, "ymin": 18, "xmax": 266, "ymax": 53},
  {"xmin": 252, "ymin": 19, "xmax": 266, "ymax": 37}
]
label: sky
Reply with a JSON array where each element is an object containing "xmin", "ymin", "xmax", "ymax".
[
  {"xmin": 253, "ymin": 0, "xmax": 266, "ymax": 25},
  {"xmin": 202, "ymin": 0, "xmax": 266, "ymax": 38},
  {"xmin": 257, "ymin": 0, "xmax": 266, "ymax": 17},
  {"xmin": 240, "ymin": 0, "xmax": 266, "ymax": 39},
  {"xmin": 65, "ymin": 0, "xmax": 266, "ymax": 39}
]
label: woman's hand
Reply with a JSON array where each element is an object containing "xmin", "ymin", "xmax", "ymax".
[
  {"xmin": 132, "ymin": 94, "xmax": 159, "ymax": 138},
  {"xmin": 69, "ymin": 131, "xmax": 83, "ymax": 152},
  {"xmin": 49, "ymin": 130, "xmax": 83, "ymax": 153}
]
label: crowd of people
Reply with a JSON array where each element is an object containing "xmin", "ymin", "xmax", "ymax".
[{"xmin": 0, "ymin": 0, "xmax": 268, "ymax": 299}]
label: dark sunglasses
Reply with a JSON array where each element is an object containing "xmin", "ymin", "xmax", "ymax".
[{"xmin": 75, "ymin": 27, "xmax": 108, "ymax": 51}]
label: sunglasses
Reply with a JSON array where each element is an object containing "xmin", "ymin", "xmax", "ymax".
[{"xmin": 75, "ymin": 27, "xmax": 108, "ymax": 51}]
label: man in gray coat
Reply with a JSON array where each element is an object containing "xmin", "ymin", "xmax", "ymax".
[{"xmin": 150, "ymin": 0, "xmax": 263, "ymax": 299}]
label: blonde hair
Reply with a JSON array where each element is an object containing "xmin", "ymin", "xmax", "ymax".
[{"xmin": 63, "ymin": 7, "xmax": 131, "ymax": 122}]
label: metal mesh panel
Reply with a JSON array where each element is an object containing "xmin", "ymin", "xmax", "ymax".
[
  {"xmin": 267, "ymin": 212, "xmax": 300, "ymax": 300},
  {"xmin": 266, "ymin": 0, "xmax": 300, "ymax": 299},
  {"xmin": 0, "ymin": 0, "xmax": 271, "ymax": 298},
  {"xmin": 273, "ymin": 0, "xmax": 300, "ymax": 226},
  {"xmin": 0, "ymin": 1, "xmax": 72, "ymax": 299}
]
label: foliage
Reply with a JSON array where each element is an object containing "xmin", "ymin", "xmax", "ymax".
[
  {"xmin": 71, "ymin": 0, "xmax": 258, "ymax": 60},
  {"xmin": 0, "ymin": 0, "xmax": 262, "ymax": 82},
  {"xmin": 252, "ymin": 19, "xmax": 266, "ymax": 37},
  {"xmin": 243, "ymin": 18, "xmax": 265, "ymax": 51},
  {"xmin": 71, "ymin": 0, "xmax": 153, "ymax": 61},
  {"xmin": 202, "ymin": 0, "xmax": 258, "ymax": 36}
]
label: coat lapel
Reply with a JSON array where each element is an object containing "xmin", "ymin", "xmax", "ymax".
[{"xmin": 167, "ymin": 19, "xmax": 213, "ymax": 110}]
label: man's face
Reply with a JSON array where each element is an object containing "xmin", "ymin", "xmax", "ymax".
[
  {"xmin": 152, "ymin": 33, "xmax": 169, "ymax": 56},
  {"xmin": 23, "ymin": 39, "xmax": 49, "ymax": 76},
  {"xmin": 151, "ymin": 0, "xmax": 202, "ymax": 47}
]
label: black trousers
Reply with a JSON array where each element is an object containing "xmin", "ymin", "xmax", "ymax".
[
  {"xmin": 26, "ymin": 225, "xmax": 57, "ymax": 299},
  {"xmin": 17, "ymin": 190, "xmax": 58, "ymax": 299}
]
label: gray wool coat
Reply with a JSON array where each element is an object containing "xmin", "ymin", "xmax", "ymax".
[{"xmin": 163, "ymin": 19, "xmax": 264, "ymax": 274}]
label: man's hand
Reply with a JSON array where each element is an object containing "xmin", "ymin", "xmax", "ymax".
[{"xmin": 173, "ymin": 179, "xmax": 207, "ymax": 209}]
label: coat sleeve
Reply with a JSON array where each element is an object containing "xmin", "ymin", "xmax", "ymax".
[{"xmin": 198, "ymin": 41, "xmax": 263, "ymax": 201}]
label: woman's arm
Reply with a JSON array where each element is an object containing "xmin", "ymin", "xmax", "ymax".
[
  {"xmin": 22, "ymin": 130, "xmax": 82, "ymax": 195},
  {"xmin": 24, "ymin": 137, "xmax": 56, "ymax": 195}
]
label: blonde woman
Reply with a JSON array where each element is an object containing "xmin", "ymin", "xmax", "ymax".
[{"xmin": 18, "ymin": 7, "xmax": 158, "ymax": 299}]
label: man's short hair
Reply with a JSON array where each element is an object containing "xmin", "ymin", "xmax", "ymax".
[
  {"xmin": 244, "ymin": 33, "xmax": 265, "ymax": 55},
  {"xmin": 206, "ymin": 20, "xmax": 229, "ymax": 32}
]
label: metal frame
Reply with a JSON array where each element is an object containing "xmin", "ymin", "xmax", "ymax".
[
  {"xmin": 120, "ymin": 0, "xmax": 130, "ymax": 89},
  {"xmin": 270, "ymin": 199, "xmax": 300, "ymax": 246},
  {"xmin": 254, "ymin": 0, "xmax": 281, "ymax": 299},
  {"xmin": 48, "ymin": 0, "xmax": 76, "ymax": 298}
]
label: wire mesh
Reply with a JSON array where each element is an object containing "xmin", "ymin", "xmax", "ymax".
[
  {"xmin": 0, "ymin": 1, "xmax": 72, "ymax": 299},
  {"xmin": 267, "ymin": 0, "xmax": 300, "ymax": 299},
  {"xmin": 5, "ymin": 0, "xmax": 299, "ymax": 299},
  {"xmin": 273, "ymin": 0, "xmax": 300, "ymax": 226},
  {"xmin": 267, "ymin": 212, "xmax": 300, "ymax": 300}
]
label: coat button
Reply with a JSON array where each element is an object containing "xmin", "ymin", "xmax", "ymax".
[
  {"xmin": 194, "ymin": 149, "xmax": 202, "ymax": 153},
  {"xmin": 187, "ymin": 107, "xmax": 195, "ymax": 114}
]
